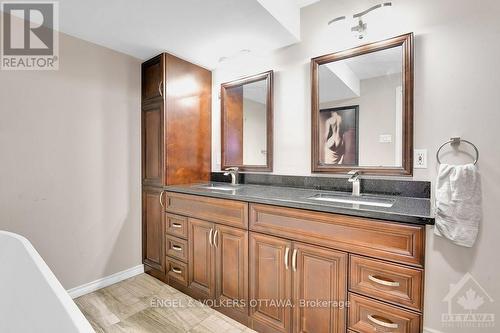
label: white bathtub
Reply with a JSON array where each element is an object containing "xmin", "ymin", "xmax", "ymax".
[{"xmin": 0, "ymin": 231, "xmax": 94, "ymax": 333}]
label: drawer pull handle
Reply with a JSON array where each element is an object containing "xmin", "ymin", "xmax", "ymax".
[
  {"xmin": 367, "ymin": 314, "xmax": 399, "ymax": 329},
  {"xmin": 214, "ymin": 229, "xmax": 219, "ymax": 248},
  {"xmin": 291, "ymin": 249, "xmax": 298, "ymax": 272},
  {"xmin": 171, "ymin": 267, "xmax": 182, "ymax": 274},
  {"xmin": 159, "ymin": 80, "xmax": 164, "ymax": 97},
  {"xmin": 172, "ymin": 245, "xmax": 182, "ymax": 251},
  {"xmin": 159, "ymin": 191, "xmax": 165, "ymax": 208},
  {"xmin": 368, "ymin": 275, "xmax": 400, "ymax": 287},
  {"xmin": 284, "ymin": 247, "xmax": 290, "ymax": 270},
  {"xmin": 171, "ymin": 223, "xmax": 182, "ymax": 228}
]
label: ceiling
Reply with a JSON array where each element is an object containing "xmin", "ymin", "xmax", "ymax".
[{"xmin": 53, "ymin": 0, "xmax": 318, "ymax": 69}]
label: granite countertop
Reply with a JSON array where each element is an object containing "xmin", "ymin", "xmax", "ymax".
[{"xmin": 165, "ymin": 182, "xmax": 434, "ymax": 225}]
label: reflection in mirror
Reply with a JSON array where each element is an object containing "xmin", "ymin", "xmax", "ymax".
[
  {"xmin": 221, "ymin": 71, "xmax": 273, "ymax": 171},
  {"xmin": 318, "ymin": 46, "xmax": 402, "ymax": 167},
  {"xmin": 243, "ymin": 80, "xmax": 267, "ymax": 165},
  {"xmin": 312, "ymin": 33, "xmax": 413, "ymax": 176}
]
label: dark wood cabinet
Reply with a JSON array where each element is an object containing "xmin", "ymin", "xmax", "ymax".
[
  {"xmin": 249, "ymin": 203, "xmax": 425, "ymax": 267},
  {"xmin": 249, "ymin": 233, "xmax": 292, "ymax": 333},
  {"xmin": 188, "ymin": 218, "xmax": 215, "ymax": 300},
  {"xmin": 349, "ymin": 255, "xmax": 423, "ymax": 312},
  {"xmin": 292, "ymin": 242, "xmax": 347, "ymax": 333},
  {"xmin": 141, "ymin": 53, "xmax": 211, "ymax": 279},
  {"xmin": 162, "ymin": 193, "xmax": 425, "ymax": 333},
  {"xmin": 215, "ymin": 224, "xmax": 248, "ymax": 323},
  {"xmin": 165, "ymin": 235, "xmax": 188, "ymax": 262},
  {"xmin": 142, "ymin": 54, "xmax": 164, "ymax": 102},
  {"xmin": 348, "ymin": 293, "xmax": 421, "ymax": 333},
  {"xmin": 164, "ymin": 55, "xmax": 212, "ymax": 185},
  {"xmin": 141, "ymin": 53, "xmax": 211, "ymax": 187},
  {"xmin": 142, "ymin": 102, "xmax": 164, "ymax": 186},
  {"xmin": 185, "ymin": 219, "xmax": 249, "ymax": 323},
  {"xmin": 142, "ymin": 187, "xmax": 164, "ymax": 272},
  {"xmin": 249, "ymin": 233, "xmax": 347, "ymax": 333},
  {"xmin": 165, "ymin": 192, "xmax": 248, "ymax": 229}
]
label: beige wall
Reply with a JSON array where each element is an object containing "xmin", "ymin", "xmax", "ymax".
[
  {"xmin": 0, "ymin": 28, "xmax": 142, "ymax": 289},
  {"xmin": 212, "ymin": 1, "xmax": 500, "ymax": 332}
]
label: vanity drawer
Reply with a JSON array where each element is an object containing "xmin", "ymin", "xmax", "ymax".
[
  {"xmin": 348, "ymin": 293, "xmax": 421, "ymax": 333},
  {"xmin": 166, "ymin": 192, "xmax": 248, "ymax": 229},
  {"xmin": 350, "ymin": 255, "xmax": 423, "ymax": 311},
  {"xmin": 166, "ymin": 213, "xmax": 188, "ymax": 239},
  {"xmin": 165, "ymin": 235, "xmax": 188, "ymax": 263},
  {"xmin": 166, "ymin": 257, "xmax": 188, "ymax": 287},
  {"xmin": 249, "ymin": 204, "xmax": 425, "ymax": 267}
]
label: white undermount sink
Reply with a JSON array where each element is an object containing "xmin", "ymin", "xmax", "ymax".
[
  {"xmin": 308, "ymin": 193, "xmax": 395, "ymax": 208},
  {"xmin": 196, "ymin": 184, "xmax": 240, "ymax": 191}
]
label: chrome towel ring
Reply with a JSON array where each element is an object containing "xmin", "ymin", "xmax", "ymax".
[{"xmin": 436, "ymin": 137, "xmax": 479, "ymax": 165}]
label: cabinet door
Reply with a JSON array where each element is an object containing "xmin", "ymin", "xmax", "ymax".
[
  {"xmin": 142, "ymin": 54, "xmax": 164, "ymax": 102},
  {"xmin": 188, "ymin": 218, "xmax": 215, "ymax": 300},
  {"xmin": 215, "ymin": 224, "xmax": 248, "ymax": 321},
  {"xmin": 292, "ymin": 242, "xmax": 347, "ymax": 333},
  {"xmin": 249, "ymin": 232, "xmax": 292, "ymax": 333},
  {"xmin": 164, "ymin": 53, "xmax": 212, "ymax": 185},
  {"xmin": 142, "ymin": 101, "xmax": 165, "ymax": 186},
  {"xmin": 142, "ymin": 187, "xmax": 164, "ymax": 271}
]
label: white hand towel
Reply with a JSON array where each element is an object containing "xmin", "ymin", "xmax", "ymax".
[{"xmin": 434, "ymin": 163, "xmax": 481, "ymax": 247}]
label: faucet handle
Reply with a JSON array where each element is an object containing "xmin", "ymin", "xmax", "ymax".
[
  {"xmin": 225, "ymin": 167, "xmax": 239, "ymax": 172},
  {"xmin": 348, "ymin": 170, "xmax": 360, "ymax": 182}
]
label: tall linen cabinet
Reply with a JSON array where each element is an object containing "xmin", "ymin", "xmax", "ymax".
[{"xmin": 141, "ymin": 53, "xmax": 211, "ymax": 279}]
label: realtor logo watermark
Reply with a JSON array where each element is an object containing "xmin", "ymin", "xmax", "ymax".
[
  {"xmin": 1, "ymin": 1, "xmax": 59, "ymax": 70},
  {"xmin": 442, "ymin": 272, "xmax": 495, "ymax": 329}
]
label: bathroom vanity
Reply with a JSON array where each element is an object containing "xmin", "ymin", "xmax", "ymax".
[
  {"xmin": 141, "ymin": 33, "xmax": 432, "ymax": 333},
  {"xmin": 153, "ymin": 182, "xmax": 433, "ymax": 333}
]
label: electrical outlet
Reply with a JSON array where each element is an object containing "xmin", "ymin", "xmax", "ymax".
[
  {"xmin": 379, "ymin": 134, "xmax": 392, "ymax": 143},
  {"xmin": 414, "ymin": 149, "xmax": 427, "ymax": 169}
]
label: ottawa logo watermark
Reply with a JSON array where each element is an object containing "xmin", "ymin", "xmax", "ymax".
[
  {"xmin": 442, "ymin": 272, "xmax": 495, "ymax": 329},
  {"xmin": 1, "ymin": 1, "xmax": 59, "ymax": 70}
]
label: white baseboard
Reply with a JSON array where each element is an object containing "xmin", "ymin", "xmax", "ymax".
[
  {"xmin": 423, "ymin": 327, "xmax": 444, "ymax": 333},
  {"xmin": 67, "ymin": 264, "xmax": 144, "ymax": 299}
]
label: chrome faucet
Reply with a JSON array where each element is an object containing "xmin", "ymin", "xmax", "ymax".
[
  {"xmin": 348, "ymin": 170, "xmax": 361, "ymax": 196},
  {"xmin": 224, "ymin": 167, "xmax": 240, "ymax": 185}
]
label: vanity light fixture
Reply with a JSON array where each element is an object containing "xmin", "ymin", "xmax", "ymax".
[{"xmin": 328, "ymin": 2, "xmax": 392, "ymax": 39}]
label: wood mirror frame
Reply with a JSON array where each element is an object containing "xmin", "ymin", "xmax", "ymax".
[
  {"xmin": 311, "ymin": 33, "xmax": 414, "ymax": 176},
  {"xmin": 221, "ymin": 70, "xmax": 273, "ymax": 172}
]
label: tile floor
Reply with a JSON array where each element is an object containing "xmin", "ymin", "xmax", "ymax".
[{"xmin": 75, "ymin": 273, "xmax": 256, "ymax": 333}]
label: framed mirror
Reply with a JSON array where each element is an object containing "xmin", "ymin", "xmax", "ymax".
[
  {"xmin": 311, "ymin": 33, "xmax": 413, "ymax": 176},
  {"xmin": 221, "ymin": 70, "xmax": 273, "ymax": 172}
]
